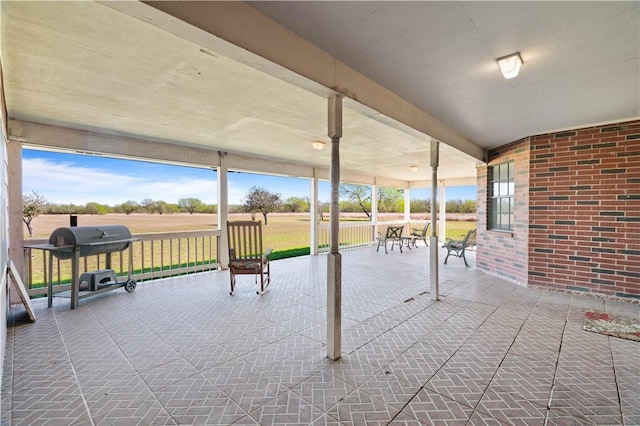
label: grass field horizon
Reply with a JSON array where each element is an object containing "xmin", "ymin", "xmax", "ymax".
[{"xmin": 25, "ymin": 212, "xmax": 476, "ymax": 252}]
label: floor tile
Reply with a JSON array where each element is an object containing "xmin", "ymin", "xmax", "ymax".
[
  {"xmin": 323, "ymin": 355, "xmax": 380, "ymax": 388},
  {"xmin": 242, "ymin": 344, "xmax": 325, "ymax": 388},
  {"xmin": 424, "ymin": 369, "xmax": 488, "ymax": 408},
  {"xmin": 180, "ymin": 343, "xmax": 239, "ymax": 372},
  {"xmin": 200, "ymin": 358, "xmax": 285, "ymax": 413},
  {"xmin": 3, "ymin": 247, "xmax": 639, "ymax": 425},
  {"xmin": 358, "ymin": 366, "xmax": 424, "ymax": 409},
  {"xmin": 549, "ymin": 380, "xmax": 623, "ymax": 425},
  {"xmin": 475, "ymin": 385, "xmax": 548, "ymax": 425},
  {"xmin": 325, "ymin": 389, "xmax": 402, "ymax": 426},
  {"xmin": 292, "ymin": 369, "xmax": 356, "ymax": 412},
  {"xmin": 247, "ymin": 390, "xmax": 324, "ymax": 425},
  {"xmin": 81, "ymin": 377, "xmax": 172, "ymax": 426},
  {"xmin": 151, "ymin": 375, "xmax": 248, "ymax": 425},
  {"xmin": 399, "ymin": 387, "xmax": 474, "ymax": 425}
]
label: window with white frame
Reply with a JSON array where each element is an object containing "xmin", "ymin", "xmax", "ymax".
[{"xmin": 489, "ymin": 161, "xmax": 514, "ymax": 231}]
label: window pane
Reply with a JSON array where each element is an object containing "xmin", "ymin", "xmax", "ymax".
[
  {"xmin": 492, "ymin": 182, "xmax": 500, "ymax": 196},
  {"xmin": 490, "ymin": 198, "xmax": 498, "ymax": 227},
  {"xmin": 501, "ymin": 162, "xmax": 509, "ymax": 180},
  {"xmin": 489, "ymin": 161, "xmax": 514, "ymax": 231},
  {"xmin": 501, "ymin": 198, "xmax": 511, "ymax": 214},
  {"xmin": 500, "ymin": 182, "xmax": 508, "ymax": 196},
  {"xmin": 492, "ymin": 166, "xmax": 500, "ymax": 181}
]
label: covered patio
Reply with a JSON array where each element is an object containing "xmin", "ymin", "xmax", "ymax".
[
  {"xmin": 1, "ymin": 2, "xmax": 638, "ymax": 424},
  {"xmin": 3, "ymin": 246, "xmax": 638, "ymax": 425}
]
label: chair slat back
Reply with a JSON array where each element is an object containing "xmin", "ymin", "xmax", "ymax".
[
  {"xmin": 227, "ymin": 221, "xmax": 263, "ymax": 260},
  {"xmin": 387, "ymin": 225, "xmax": 404, "ymax": 238},
  {"xmin": 463, "ymin": 229, "xmax": 477, "ymax": 247},
  {"xmin": 421, "ymin": 222, "xmax": 430, "ymax": 234}
]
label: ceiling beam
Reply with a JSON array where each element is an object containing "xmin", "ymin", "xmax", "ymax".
[
  {"xmin": 12, "ymin": 120, "xmax": 414, "ymax": 188},
  {"xmin": 104, "ymin": 1, "xmax": 485, "ymax": 163},
  {"xmin": 11, "ymin": 121, "xmax": 219, "ymax": 169}
]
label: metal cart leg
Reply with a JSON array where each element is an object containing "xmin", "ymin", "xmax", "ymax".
[
  {"xmin": 47, "ymin": 252, "xmax": 53, "ymax": 308},
  {"xmin": 71, "ymin": 247, "xmax": 80, "ymax": 309}
]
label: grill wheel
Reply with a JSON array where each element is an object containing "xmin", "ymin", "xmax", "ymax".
[{"xmin": 124, "ymin": 279, "xmax": 137, "ymax": 292}]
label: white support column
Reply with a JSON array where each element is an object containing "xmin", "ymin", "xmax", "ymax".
[
  {"xmin": 430, "ymin": 141, "xmax": 440, "ymax": 301},
  {"xmin": 310, "ymin": 169, "xmax": 319, "ymax": 255},
  {"xmin": 217, "ymin": 152, "xmax": 229, "ymax": 269},
  {"xmin": 8, "ymin": 140, "xmax": 23, "ymax": 285},
  {"xmin": 371, "ymin": 178, "xmax": 378, "ymax": 242},
  {"xmin": 439, "ymin": 181, "xmax": 446, "ymax": 244},
  {"xmin": 327, "ymin": 95, "xmax": 342, "ymax": 360},
  {"xmin": 404, "ymin": 187, "xmax": 411, "ymax": 224}
]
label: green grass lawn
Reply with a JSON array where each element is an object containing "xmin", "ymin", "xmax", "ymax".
[{"xmin": 443, "ymin": 221, "xmax": 476, "ymax": 241}]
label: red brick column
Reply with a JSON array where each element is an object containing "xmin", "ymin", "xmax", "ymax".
[{"xmin": 528, "ymin": 120, "xmax": 640, "ymax": 299}]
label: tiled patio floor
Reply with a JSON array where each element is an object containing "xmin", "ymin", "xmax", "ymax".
[{"xmin": 2, "ymin": 245, "xmax": 639, "ymax": 425}]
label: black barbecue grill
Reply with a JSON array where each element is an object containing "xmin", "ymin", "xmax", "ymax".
[
  {"xmin": 24, "ymin": 225, "xmax": 138, "ymax": 309},
  {"xmin": 48, "ymin": 225, "xmax": 133, "ymax": 259}
]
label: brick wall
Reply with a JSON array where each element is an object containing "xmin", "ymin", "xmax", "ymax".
[
  {"xmin": 477, "ymin": 139, "xmax": 530, "ymax": 285},
  {"xmin": 528, "ymin": 120, "xmax": 640, "ymax": 300}
]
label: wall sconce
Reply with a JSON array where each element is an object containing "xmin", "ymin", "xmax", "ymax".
[
  {"xmin": 497, "ymin": 52, "xmax": 523, "ymax": 79},
  {"xmin": 409, "ymin": 165, "xmax": 419, "ymax": 172},
  {"xmin": 312, "ymin": 140, "xmax": 325, "ymax": 150}
]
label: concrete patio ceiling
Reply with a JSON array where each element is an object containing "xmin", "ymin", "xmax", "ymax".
[{"xmin": 2, "ymin": 1, "xmax": 638, "ymax": 186}]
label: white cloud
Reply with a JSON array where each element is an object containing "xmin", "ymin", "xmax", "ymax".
[
  {"xmin": 23, "ymin": 158, "xmax": 219, "ymax": 205},
  {"xmin": 21, "ymin": 156, "xmax": 333, "ymax": 207}
]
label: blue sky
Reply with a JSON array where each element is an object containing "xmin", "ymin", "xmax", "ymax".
[{"xmin": 22, "ymin": 149, "xmax": 476, "ymax": 206}]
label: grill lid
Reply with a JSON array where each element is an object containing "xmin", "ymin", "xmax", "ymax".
[{"xmin": 48, "ymin": 225, "xmax": 133, "ymax": 259}]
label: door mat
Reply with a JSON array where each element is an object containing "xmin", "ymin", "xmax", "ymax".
[{"xmin": 583, "ymin": 310, "xmax": 640, "ymax": 342}]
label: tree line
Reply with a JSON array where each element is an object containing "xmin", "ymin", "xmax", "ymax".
[
  {"xmin": 23, "ymin": 185, "xmax": 476, "ymax": 234},
  {"xmin": 31, "ymin": 196, "xmax": 219, "ymax": 216}
]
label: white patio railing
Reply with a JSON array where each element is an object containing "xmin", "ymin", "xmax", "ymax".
[
  {"xmin": 317, "ymin": 220, "xmax": 429, "ymax": 253},
  {"xmin": 22, "ymin": 221, "xmax": 430, "ymax": 297},
  {"xmin": 23, "ymin": 229, "xmax": 221, "ymax": 297}
]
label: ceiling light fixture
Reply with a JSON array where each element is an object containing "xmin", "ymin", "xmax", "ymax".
[
  {"xmin": 409, "ymin": 165, "xmax": 419, "ymax": 172},
  {"xmin": 497, "ymin": 52, "xmax": 523, "ymax": 79},
  {"xmin": 312, "ymin": 140, "xmax": 325, "ymax": 150}
]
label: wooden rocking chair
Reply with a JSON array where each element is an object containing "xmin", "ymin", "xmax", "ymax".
[{"xmin": 227, "ymin": 220, "xmax": 273, "ymax": 295}]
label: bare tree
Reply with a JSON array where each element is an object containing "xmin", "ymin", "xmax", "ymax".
[
  {"xmin": 141, "ymin": 198, "xmax": 156, "ymax": 214},
  {"xmin": 340, "ymin": 184, "xmax": 403, "ymax": 217},
  {"xmin": 339, "ymin": 184, "xmax": 372, "ymax": 218},
  {"xmin": 23, "ymin": 191, "xmax": 48, "ymax": 236},
  {"xmin": 242, "ymin": 186, "xmax": 281, "ymax": 225}
]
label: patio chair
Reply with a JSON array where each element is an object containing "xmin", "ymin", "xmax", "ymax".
[
  {"xmin": 376, "ymin": 225, "xmax": 405, "ymax": 254},
  {"xmin": 443, "ymin": 228, "xmax": 476, "ymax": 267},
  {"xmin": 227, "ymin": 220, "xmax": 273, "ymax": 295},
  {"xmin": 410, "ymin": 222, "xmax": 430, "ymax": 246}
]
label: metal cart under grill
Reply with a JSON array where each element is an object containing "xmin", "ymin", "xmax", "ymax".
[{"xmin": 24, "ymin": 225, "xmax": 138, "ymax": 309}]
